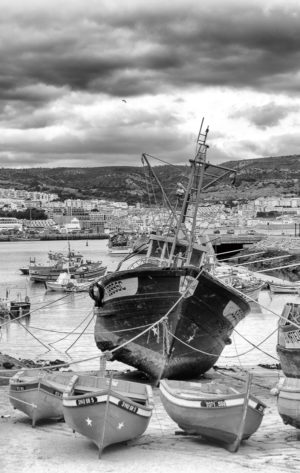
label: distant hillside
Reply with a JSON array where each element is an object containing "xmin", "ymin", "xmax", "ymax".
[{"xmin": 0, "ymin": 154, "xmax": 299, "ymax": 204}]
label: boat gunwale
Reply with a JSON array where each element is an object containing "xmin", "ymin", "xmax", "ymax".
[
  {"xmin": 63, "ymin": 388, "xmax": 153, "ymax": 413},
  {"xmin": 159, "ymin": 380, "xmax": 266, "ymax": 409}
]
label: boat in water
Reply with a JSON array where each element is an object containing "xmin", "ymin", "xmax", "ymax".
[
  {"xmin": 269, "ymin": 280, "xmax": 300, "ymax": 294},
  {"xmin": 46, "ymin": 271, "xmax": 104, "ymax": 293},
  {"xmin": 159, "ymin": 374, "xmax": 266, "ymax": 452},
  {"xmin": 212, "ymin": 264, "xmax": 264, "ymax": 302},
  {"xmin": 30, "ymin": 259, "xmax": 106, "ymax": 283},
  {"xmin": 62, "ymin": 373, "xmax": 154, "ymax": 457},
  {"xmin": 89, "ymin": 122, "xmax": 251, "ymax": 381},
  {"xmin": 0, "ymin": 292, "xmax": 30, "ymax": 319},
  {"xmin": 107, "ymin": 232, "xmax": 133, "ymax": 255}
]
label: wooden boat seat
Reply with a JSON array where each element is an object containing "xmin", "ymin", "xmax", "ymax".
[{"xmin": 74, "ymin": 383, "xmax": 147, "ymax": 401}]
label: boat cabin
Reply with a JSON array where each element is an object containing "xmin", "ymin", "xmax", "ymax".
[{"xmin": 146, "ymin": 233, "xmax": 207, "ymax": 268}]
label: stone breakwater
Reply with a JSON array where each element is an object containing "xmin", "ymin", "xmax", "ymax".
[
  {"xmin": 252, "ymin": 237, "xmax": 300, "ymax": 254},
  {"xmin": 235, "ymin": 237, "xmax": 300, "ymax": 282}
]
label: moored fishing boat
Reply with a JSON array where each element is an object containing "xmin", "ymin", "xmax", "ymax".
[
  {"xmin": 31, "ymin": 260, "xmax": 106, "ymax": 283},
  {"xmin": 212, "ymin": 264, "xmax": 264, "ymax": 302},
  {"xmin": 89, "ymin": 123, "xmax": 251, "ymax": 381},
  {"xmin": 269, "ymin": 280, "xmax": 300, "ymax": 294},
  {"xmin": 10, "ymin": 295, "xmax": 31, "ymax": 317},
  {"xmin": 107, "ymin": 232, "xmax": 133, "ymax": 255},
  {"xmin": 0, "ymin": 293, "xmax": 30, "ymax": 318},
  {"xmin": 46, "ymin": 271, "xmax": 104, "ymax": 293},
  {"xmin": 231, "ymin": 280, "xmax": 264, "ymax": 302},
  {"xmin": 62, "ymin": 374, "xmax": 154, "ymax": 457},
  {"xmin": 277, "ymin": 302, "xmax": 300, "ymax": 378},
  {"xmin": 159, "ymin": 374, "xmax": 266, "ymax": 452}
]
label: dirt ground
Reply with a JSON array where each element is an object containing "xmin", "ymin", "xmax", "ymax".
[{"xmin": 0, "ymin": 365, "xmax": 299, "ymax": 473}]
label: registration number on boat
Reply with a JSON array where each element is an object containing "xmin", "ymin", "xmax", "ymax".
[
  {"xmin": 200, "ymin": 400, "xmax": 226, "ymax": 408},
  {"xmin": 76, "ymin": 396, "xmax": 97, "ymax": 406},
  {"xmin": 118, "ymin": 400, "xmax": 138, "ymax": 414}
]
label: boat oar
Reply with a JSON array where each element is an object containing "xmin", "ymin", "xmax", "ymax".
[
  {"xmin": 98, "ymin": 371, "xmax": 113, "ymax": 458},
  {"xmin": 228, "ymin": 372, "xmax": 253, "ymax": 453}
]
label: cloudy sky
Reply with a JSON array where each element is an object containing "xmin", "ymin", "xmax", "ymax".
[{"xmin": 1, "ymin": 0, "xmax": 300, "ymax": 168}]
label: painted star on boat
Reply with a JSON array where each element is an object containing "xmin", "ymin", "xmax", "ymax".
[{"xmin": 86, "ymin": 417, "xmax": 92, "ymax": 426}]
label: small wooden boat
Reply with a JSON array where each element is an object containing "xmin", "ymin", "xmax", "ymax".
[
  {"xmin": 9, "ymin": 369, "xmax": 75, "ymax": 426},
  {"xmin": 8, "ymin": 369, "xmax": 104, "ymax": 426},
  {"xmin": 232, "ymin": 280, "xmax": 264, "ymax": 302},
  {"xmin": 159, "ymin": 374, "xmax": 266, "ymax": 452},
  {"xmin": 269, "ymin": 281, "xmax": 300, "ymax": 294},
  {"xmin": 277, "ymin": 377, "xmax": 300, "ymax": 429},
  {"xmin": 62, "ymin": 374, "xmax": 154, "ymax": 457},
  {"xmin": 0, "ymin": 294, "xmax": 30, "ymax": 318},
  {"xmin": 46, "ymin": 272, "xmax": 104, "ymax": 293},
  {"xmin": 10, "ymin": 295, "xmax": 30, "ymax": 317},
  {"xmin": 277, "ymin": 302, "xmax": 300, "ymax": 378},
  {"xmin": 107, "ymin": 232, "xmax": 133, "ymax": 255}
]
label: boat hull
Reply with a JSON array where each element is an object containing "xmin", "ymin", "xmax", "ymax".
[
  {"xmin": 108, "ymin": 248, "xmax": 132, "ymax": 255},
  {"xmin": 269, "ymin": 282, "xmax": 300, "ymax": 294},
  {"xmin": 31, "ymin": 265, "xmax": 106, "ymax": 283},
  {"xmin": 159, "ymin": 379, "xmax": 265, "ymax": 448},
  {"xmin": 8, "ymin": 371, "xmax": 73, "ymax": 425},
  {"xmin": 9, "ymin": 301, "xmax": 30, "ymax": 318},
  {"xmin": 277, "ymin": 377, "xmax": 300, "ymax": 429},
  {"xmin": 277, "ymin": 303, "xmax": 300, "ymax": 378},
  {"xmin": 91, "ymin": 267, "xmax": 250, "ymax": 381},
  {"xmin": 63, "ymin": 388, "xmax": 152, "ymax": 454},
  {"xmin": 277, "ymin": 345, "xmax": 300, "ymax": 378}
]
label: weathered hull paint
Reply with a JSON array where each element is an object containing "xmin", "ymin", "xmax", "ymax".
[{"xmin": 91, "ymin": 267, "xmax": 250, "ymax": 381}]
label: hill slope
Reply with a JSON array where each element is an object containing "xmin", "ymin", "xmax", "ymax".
[{"xmin": 0, "ymin": 154, "xmax": 299, "ymax": 204}]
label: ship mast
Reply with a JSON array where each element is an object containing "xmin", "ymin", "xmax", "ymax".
[{"xmin": 168, "ymin": 119, "xmax": 209, "ymax": 265}]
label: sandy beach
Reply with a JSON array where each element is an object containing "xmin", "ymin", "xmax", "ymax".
[{"xmin": 1, "ymin": 365, "xmax": 299, "ymax": 473}]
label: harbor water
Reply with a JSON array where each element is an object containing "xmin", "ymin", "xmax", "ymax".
[{"xmin": 0, "ymin": 239, "xmax": 299, "ymax": 372}]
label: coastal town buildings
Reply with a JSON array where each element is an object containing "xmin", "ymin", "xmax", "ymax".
[{"xmin": 0, "ymin": 187, "xmax": 299, "ymax": 237}]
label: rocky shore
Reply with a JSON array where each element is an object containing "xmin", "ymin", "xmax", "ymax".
[{"xmin": 0, "ymin": 352, "xmax": 67, "ymax": 385}]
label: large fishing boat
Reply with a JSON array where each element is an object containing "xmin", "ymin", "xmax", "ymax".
[{"xmin": 89, "ymin": 122, "xmax": 251, "ymax": 381}]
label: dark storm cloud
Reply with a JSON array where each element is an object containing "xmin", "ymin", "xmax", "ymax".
[
  {"xmin": 0, "ymin": 106, "xmax": 191, "ymax": 167},
  {"xmin": 230, "ymin": 102, "xmax": 298, "ymax": 129},
  {"xmin": 1, "ymin": 1, "xmax": 300, "ymax": 103},
  {"xmin": 1, "ymin": 1, "xmax": 300, "ymax": 167}
]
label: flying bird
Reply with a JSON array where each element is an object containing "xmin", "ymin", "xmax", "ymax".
[{"xmin": 122, "ymin": 99, "xmax": 127, "ymax": 103}]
